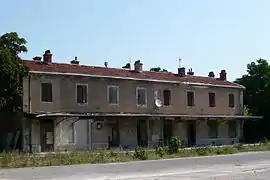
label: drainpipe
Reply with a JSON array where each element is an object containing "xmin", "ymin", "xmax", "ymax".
[{"xmin": 28, "ymin": 75, "xmax": 32, "ymax": 153}]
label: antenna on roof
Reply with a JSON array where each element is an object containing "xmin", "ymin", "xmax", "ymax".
[
  {"xmin": 178, "ymin": 57, "xmax": 182, "ymax": 68},
  {"xmin": 128, "ymin": 57, "xmax": 132, "ymax": 65}
]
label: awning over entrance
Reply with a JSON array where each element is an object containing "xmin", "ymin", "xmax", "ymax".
[{"xmin": 25, "ymin": 112, "xmax": 263, "ymax": 121}]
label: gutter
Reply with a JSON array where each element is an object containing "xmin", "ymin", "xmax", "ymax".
[{"xmin": 29, "ymin": 71, "xmax": 245, "ymax": 89}]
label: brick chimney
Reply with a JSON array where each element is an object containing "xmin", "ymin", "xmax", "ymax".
[
  {"xmin": 134, "ymin": 60, "xmax": 143, "ymax": 72},
  {"xmin": 208, "ymin": 71, "xmax": 215, "ymax": 78},
  {"xmin": 43, "ymin": 50, "xmax": 52, "ymax": 64},
  {"xmin": 178, "ymin": 67, "xmax": 185, "ymax": 77},
  {"xmin": 70, "ymin": 56, "xmax": 79, "ymax": 65},
  {"xmin": 219, "ymin": 70, "xmax": 227, "ymax": 80},
  {"xmin": 33, "ymin": 56, "xmax": 42, "ymax": 61}
]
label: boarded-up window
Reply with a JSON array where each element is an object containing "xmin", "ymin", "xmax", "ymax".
[
  {"xmin": 163, "ymin": 89, "xmax": 171, "ymax": 106},
  {"xmin": 187, "ymin": 91, "xmax": 195, "ymax": 106},
  {"xmin": 228, "ymin": 121, "xmax": 237, "ymax": 138},
  {"xmin": 207, "ymin": 120, "xmax": 218, "ymax": 138},
  {"xmin": 41, "ymin": 83, "xmax": 52, "ymax": 102},
  {"xmin": 209, "ymin": 92, "xmax": 216, "ymax": 107},
  {"xmin": 76, "ymin": 84, "xmax": 88, "ymax": 104},
  {"xmin": 229, "ymin": 93, "xmax": 235, "ymax": 108}
]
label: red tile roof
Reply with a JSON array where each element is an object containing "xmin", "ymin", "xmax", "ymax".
[{"xmin": 23, "ymin": 60, "xmax": 242, "ymax": 88}]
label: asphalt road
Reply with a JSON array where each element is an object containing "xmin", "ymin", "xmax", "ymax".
[{"xmin": 1, "ymin": 151, "xmax": 270, "ymax": 179}]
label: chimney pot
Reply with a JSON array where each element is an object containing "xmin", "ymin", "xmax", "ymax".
[
  {"xmin": 43, "ymin": 50, "xmax": 52, "ymax": 64},
  {"xmin": 178, "ymin": 67, "xmax": 185, "ymax": 77},
  {"xmin": 208, "ymin": 71, "xmax": 215, "ymax": 78},
  {"xmin": 33, "ymin": 56, "xmax": 42, "ymax": 61},
  {"xmin": 134, "ymin": 60, "xmax": 143, "ymax": 72},
  {"xmin": 187, "ymin": 68, "xmax": 194, "ymax": 75},
  {"xmin": 219, "ymin": 69, "xmax": 227, "ymax": 80},
  {"xmin": 70, "ymin": 56, "xmax": 79, "ymax": 65}
]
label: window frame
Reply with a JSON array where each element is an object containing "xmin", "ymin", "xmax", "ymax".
[
  {"xmin": 228, "ymin": 93, "xmax": 235, "ymax": 108},
  {"xmin": 136, "ymin": 87, "xmax": 147, "ymax": 107},
  {"xmin": 186, "ymin": 90, "xmax": 195, "ymax": 107},
  {"xmin": 76, "ymin": 83, "xmax": 88, "ymax": 105},
  {"xmin": 163, "ymin": 89, "xmax": 172, "ymax": 106},
  {"xmin": 40, "ymin": 82, "xmax": 53, "ymax": 103},
  {"xmin": 208, "ymin": 92, "xmax": 216, "ymax": 107},
  {"xmin": 107, "ymin": 85, "xmax": 120, "ymax": 105}
]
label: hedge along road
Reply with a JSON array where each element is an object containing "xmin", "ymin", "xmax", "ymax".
[{"xmin": 1, "ymin": 151, "xmax": 270, "ymax": 180}]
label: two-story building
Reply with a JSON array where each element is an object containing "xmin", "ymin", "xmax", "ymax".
[{"xmin": 21, "ymin": 50, "xmax": 261, "ymax": 152}]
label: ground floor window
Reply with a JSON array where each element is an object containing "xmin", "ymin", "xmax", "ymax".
[
  {"xmin": 228, "ymin": 121, "xmax": 237, "ymax": 138},
  {"xmin": 207, "ymin": 120, "xmax": 218, "ymax": 138}
]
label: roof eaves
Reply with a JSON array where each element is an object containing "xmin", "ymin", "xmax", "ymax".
[{"xmin": 29, "ymin": 70, "xmax": 245, "ymax": 89}]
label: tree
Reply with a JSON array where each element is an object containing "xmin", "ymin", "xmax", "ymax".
[
  {"xmin": 150, "ymin": 67, "xmax": 168, "ymax": 72},
  {"xmin": 0, "ymin": 32, "xmax": 29, "ymax": 115},
  {"xmin": 235, "ymin": 58, "xmax": 270, "ymax": 142}
]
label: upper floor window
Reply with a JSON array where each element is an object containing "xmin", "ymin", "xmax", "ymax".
[
  {"xmin": 229, "ymin": 93, "xmax": 235, "ymax": 108},
  {"xmin": 163, "ymin": 89, "xmax": 171, "ymax": 106},
  {"xmin": 187, "ymin": 91, "xmax": 195, "ymax": 107},
  {"xmin": 108, "ymin": 85, "xmax": 119, "ymax": 105},
  {"xmin": 136, "ymin": 87, "xmax": 147, "ymax": 106},
  {"xmin": 41, "ymin": 82, "xmax": 52, "ymax": 102},
  {"xmin": 209, "ymin": 92, "xmax": 216, "ymax": 107},
  {"xmin": 76, "ymin": 84, "xmax": 88, "ymax": 104}
]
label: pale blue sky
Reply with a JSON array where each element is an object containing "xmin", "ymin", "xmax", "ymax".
[{"xmin": 1, "ymin": 0, "xmax": 270, "ymax": 81}]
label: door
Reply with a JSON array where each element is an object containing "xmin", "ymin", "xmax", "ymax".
[
  {"xmin": 40, "ymin": 119, "xmax": 54, "ymax": 152},
  {"xmin": 137, "ymin": 120, "xmax": 148, "ymax": 147},
  {"xmin": 187, "ymin": 121, "xmax": 196, "ymax": 146},
  {"xmin": 163, "ymin": 120, "xmax": 173, "ymax": 146}
]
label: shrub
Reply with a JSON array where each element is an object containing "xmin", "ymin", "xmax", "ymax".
[
  {"xmin": 134, "ymin": 147, "xmax": 148, "ymax": 160},
  {"xmin": 195, "ymin": 147, "xmax": 212, "ymax": 156},
  {"xmin": 155, "ymin": 147, "xmax": 166, "ymax": 158},
  {"xmin": 168, "ymin": 137, "xmax": 181, "ymax": 154}
]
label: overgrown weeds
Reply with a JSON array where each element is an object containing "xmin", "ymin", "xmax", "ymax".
[{"xmin": 1, "ymin": 140, "xmax": 269, "ymax": 168}]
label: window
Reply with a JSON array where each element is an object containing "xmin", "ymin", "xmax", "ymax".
[
  {"xmin": 108, "ymin": 85, "xmax": 119, "ymax": 105},
  {"xmin": 229, "ymin": 93, "xmax": 235, "ymax": 108},
  {"xmin": 228, "ymin": 121, "xmax": 237, "ymax": 138},
  {"xmin": 41, "ymin": 83, "xmax": 52, "ymax": 102},
  {"xmin": 187, "ymin": 91, "xmax": 195, "ymax": 107},
  {"xmin": 163, "ymin": 89, "xmax": 171, "ymax": 106},
  {"xmin": 76, "ymin": 84, "xmax": 88, "ymax": 104},
  {"xmin": 136, "ymin": 87, "xmax": 147, "ymax": 106},
  {"xmin": 207, "ymin": 121, "xmax": 218, "ymax": 138},
  {"xmin": 209, "ymin": 92, "xmax": 216, "ymax": 107}
]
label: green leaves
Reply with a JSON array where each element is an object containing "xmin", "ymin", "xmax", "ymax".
[{"xmin": 0, "ymin": 32, "xmax": 29, "ymax": 114}]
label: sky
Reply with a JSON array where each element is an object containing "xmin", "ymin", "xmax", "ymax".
[{"xmin": 1, "ymin": 0, "xmax": 270, "ymax": 81}]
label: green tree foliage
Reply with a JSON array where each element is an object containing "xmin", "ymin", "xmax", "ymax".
[
  {"xmin": 150, "ymin": 67, "xmax": 168, "ymax": 72},
  {"xmin": 235, "ymin": 58, "xmax": 270, "ymax": 141},
  {"xmin": 0, "ymin": 32, "xmax": 29, "ymax": 115}
]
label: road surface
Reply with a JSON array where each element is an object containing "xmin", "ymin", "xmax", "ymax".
[{"xmin": 1, "ymin": 151, "xmax": 270, "ymax": 179}]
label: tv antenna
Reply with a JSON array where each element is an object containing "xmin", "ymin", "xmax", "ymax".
[{"xmin": 178, "ymin": 57, "xmax": 182, "ymax": 68}]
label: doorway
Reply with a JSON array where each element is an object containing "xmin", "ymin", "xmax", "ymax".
[
  {"xmin": 187, "ymin": 121, "xmax": 196, "ymax": 146},
  {"xmin": 163, "ymin": 120, "xmax": 173, "ymax": 146},
  {"xmin": 40, "ymin": 119, "xmax": 54, "ymax": 152},
  {"xmin": 108, "ymin": 122, "xmax": 119, "ymax": 148},
  {"xmin": 137, "ymin": 120, "xmax": 148, "ymax": 147}
]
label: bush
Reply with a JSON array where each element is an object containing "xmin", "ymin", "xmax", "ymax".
[
  {"xmin": 155, "ymin": 147, "xmax": 166, "ymax": 158},
  {"xmin": 134, "ymin": 147, "xmax": 148, "ymax": 160},
  {"xmin": 168, "ymin": 137, "xmax": 181, "ymax": 154}
]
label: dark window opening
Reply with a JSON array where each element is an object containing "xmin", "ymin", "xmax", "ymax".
[
  {"xmin": 163, "ymin": 89, "xmax": 171, "ymax": 106},
  {"xmin": 41, "ymin": 83, "xmax": 52, "ymax": 102},
  {"xmin": 77, "ymin": 85, "xmax": 88, "ymax": 104},
  {"xmin": 229, "ymin": 93, "xmax": 235, "ymax": 108},
  {"xmin": 209, "ymin": 92, "xmax": 216, "ymax": 107},
  {"xmin": 187, "ymin": 91, "xmax": 195, "ymax": 106}
]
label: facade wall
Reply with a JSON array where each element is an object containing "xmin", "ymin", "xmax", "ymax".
[{"xmin": 23, "ymin": 75, "xmax": 243, "ymax": 116}]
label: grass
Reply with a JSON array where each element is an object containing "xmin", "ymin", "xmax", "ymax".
[{"xmin": 1, "ymin": 142, "xmax": 270, "ymax": 168}]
